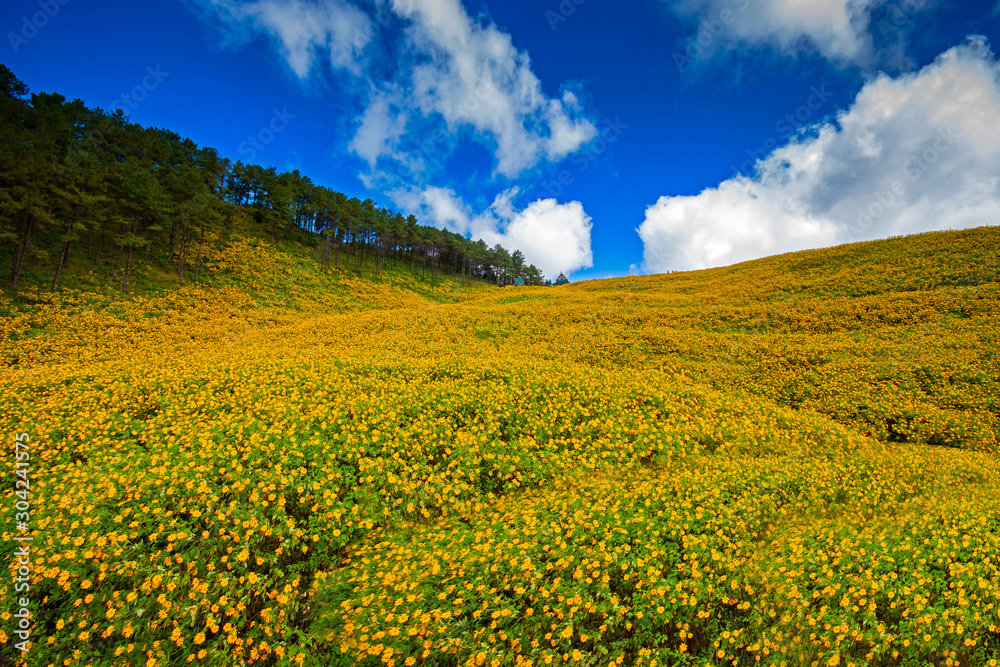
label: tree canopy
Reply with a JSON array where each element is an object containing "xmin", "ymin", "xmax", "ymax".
[{"xmin": 0, "ymin": 64, "xmax": 549, "ymax": 294}]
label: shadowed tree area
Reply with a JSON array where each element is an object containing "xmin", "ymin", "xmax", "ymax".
[{"xmin": 0, "ymin": 64, "xmax": 548, "ymax": 295}]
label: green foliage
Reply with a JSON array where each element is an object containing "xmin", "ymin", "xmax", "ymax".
[{"xmin": 0, "ymin": 66, "xmax": 547, "ymax": 297}]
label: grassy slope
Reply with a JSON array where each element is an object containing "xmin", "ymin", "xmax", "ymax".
[{"xmin": 0, "ymin": 227, "xmax": 998, "ymax": 667}]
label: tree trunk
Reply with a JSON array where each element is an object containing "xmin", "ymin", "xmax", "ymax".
[
  {"xmin": 194, "ymin": 239, "xmax": 203, "ymax": 284},
  {"xmin": 168, "ymin": 220, "xmax": 177, "ymax": 262},
  {"xmin": 52, "ymin": 238, "xmax": 71, "ymax": 290},
  {"xmin": 359, "ymin": 230, "xmax": 366, "ymax": 271},
  {"xmin": 122, "ymin": 220, "xmax": 140, "ymax": 293},
  {"xmin": 94, "ymin": 221, "xmax": 106, "ymax": 263},
  {"xmin": 122, "ymin": 244, "xmax": 134, "ymax": 294},
  {"xmin": 111, "ymin": 223, "xmax": 125, "ymax": 281},
  {"xmin": 111, "ymin": 243, "xmax": 121, "ymax": 280},
  {"xmin": 11, "ymin": 213, "xmax": 35, "ymax": 293},
  {"xmin": 177, "ymin": 232, "xmax": 187, "ymax": 287},
  {"xmin": 321, "ymin": 232, "xmax": 332, "ymax": 268}
]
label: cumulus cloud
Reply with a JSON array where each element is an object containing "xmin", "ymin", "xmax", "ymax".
[
  {"xmin": 392, "ymin": 0, "xmax": 596, "ymax": 175},
  {"xmin": 191, "ymin": 0, "xmax": 373, "ymax": 76},
  {"xmin": 392, "ymin": 187, "xmax": 594, "ymax": 278},
  {"xmin": 671, "ymin": 0, "xmax": 934, "ymax": 67},
  {"xmin": 191, "ymin": 0, "xmax": 596, "ymax": 179},
  {"xmin": 189, "ymin": 0, "xmax": 599, "ymax": 275},
  {"xmin": 501, "ymin": 199, "xmax": 594, "ymax": 276},
  {"xmin": 639, "ymin": 38, "xmax": 1000, "ymax": 272},
  {"xmin": 349, "ymin": 88, "xmax": 408, "ymax": 169}
]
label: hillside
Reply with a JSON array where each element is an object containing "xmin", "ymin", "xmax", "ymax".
[
  {"xmin": 0, "ymin": 64, "xmax": 549, "ymax": 297},
  {"xmin": 1, "ymin": 226, "xmax": 999, "ymax": 667}
]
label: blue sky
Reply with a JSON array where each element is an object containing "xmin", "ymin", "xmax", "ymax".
[{"xmin": 3, "ymin": 0, "xmax": 999, "ymax": 280}]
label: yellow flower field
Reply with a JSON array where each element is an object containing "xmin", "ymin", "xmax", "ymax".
[{"xmin": 1, "ymin": 227, "xmax": 998, "ymax": 666}]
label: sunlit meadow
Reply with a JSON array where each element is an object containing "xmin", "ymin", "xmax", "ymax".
[{"xmin": 2, "ymin": 227, "xmax": 999, "ymax": 667}]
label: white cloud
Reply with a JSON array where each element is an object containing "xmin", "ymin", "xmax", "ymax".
[
  {"xmin": 191, "ymin": 0, "xmax": 596, "ymax": 179},
  {"xmin": 392, "ymin": 187, "xmax": 594, "ymax": 278},
  {"xmin": 194, "ymin": 0, "xmax": 372, "ymax": 76},
  {"xmin": 671, "ymin": 0, "xmax": 932, "ymax": 66},
  {"xmin": 639, "ymin": 38, "xmax": 1000, "ymax": 272},
  {"xmin": 387, "ymin": 0, "xmax": 596, "ymax": 177},
  {"xmin": 502, "ymin": 199, "xmax": 594, "ymax": 276},
  {"xmin": 349, "ymin": 89, "xmax": 408, "ymax": 169}
]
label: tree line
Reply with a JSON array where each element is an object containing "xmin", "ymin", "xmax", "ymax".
[{"xmin": 0, "ymin": 64, "xmax": 549, "ymax": 294}]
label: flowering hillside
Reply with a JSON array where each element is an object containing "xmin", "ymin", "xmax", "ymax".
[{"xmin": 1, "ymin": 227, "xmax": 998, "ymax": 667}]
